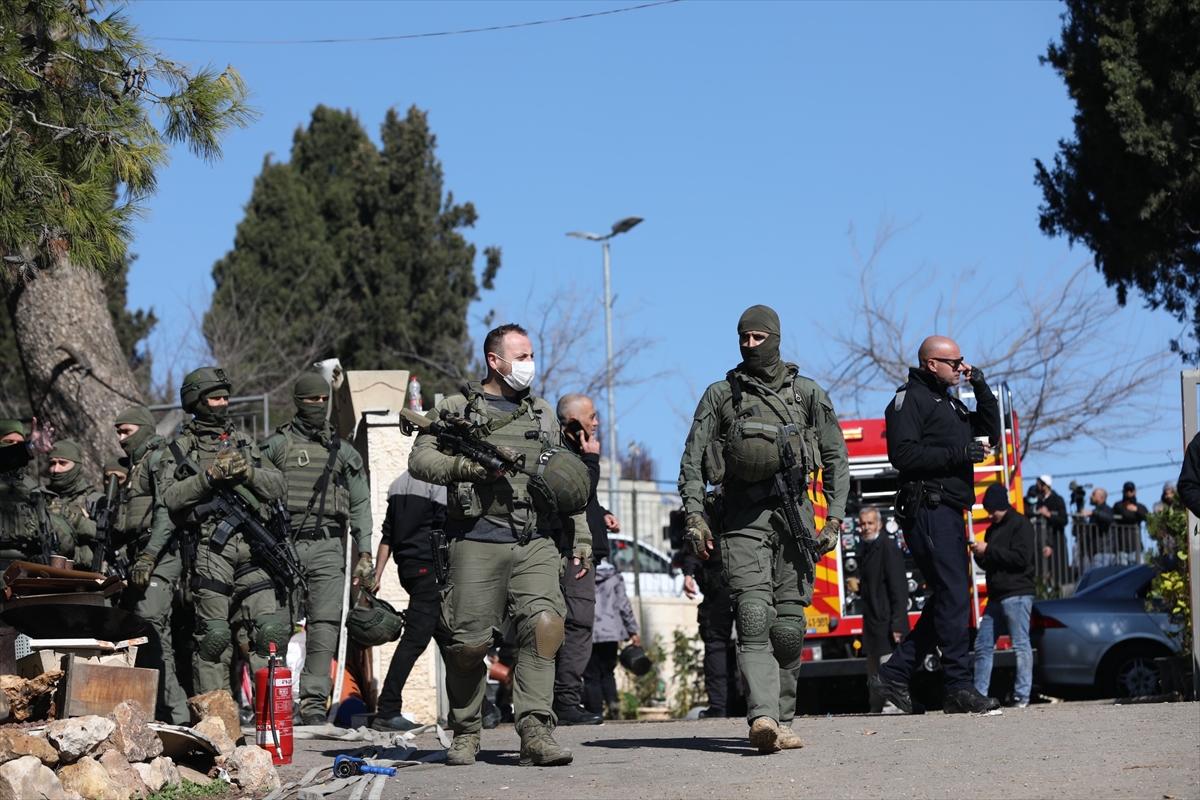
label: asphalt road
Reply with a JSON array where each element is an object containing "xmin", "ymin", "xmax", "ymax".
[{"xmin": 277, "ymin": 701, "xmax": 1200, "ymax": 800}]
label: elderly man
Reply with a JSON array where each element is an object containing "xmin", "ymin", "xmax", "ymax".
[
  {"xmin": 853, "ymin": 507, "xmax": 910, "ymax": 713},
  {"xmin": 868, "ymin": 335, "xmax": 1001, "ymax": 715},
  {"xmin": 678, "ymin": 305, "xmax": 849, "ymax": 753}
]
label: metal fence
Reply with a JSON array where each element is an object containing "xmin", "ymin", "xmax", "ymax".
[
  {"xmin": 1029, "ymin": 517, "xmax": 1144, "ymax": 595},
  {"xmin": 147, "ymin": 394, "xmax": 271, "ymax": 443}
]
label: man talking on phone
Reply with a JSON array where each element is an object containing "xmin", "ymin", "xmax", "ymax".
[
  {"xmin": 868, "ymin": 335, "xmax": 1002, "ymax": 715},
  {"xmin": 553, "ymin": 393, "xmax": 621, "ymax": 725}
]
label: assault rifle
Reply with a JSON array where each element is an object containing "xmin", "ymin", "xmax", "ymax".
[
  {"xmin": 399, "ymin": 408, "xmax": 528, "ymax": 476},
  {"xmin": 195, "ymin": 487, "xmax": 307, "ymax": 595},
  {"xmin": 34, "ymin": 491, "xmax": 59, "ymax": 565},
  {"xmin": 773, "ymin": 436, "xmax": 822, "ymax": 563},
  {"xmin": 91, "ymin": 473, "xmax": 121, "ymax": 573}
]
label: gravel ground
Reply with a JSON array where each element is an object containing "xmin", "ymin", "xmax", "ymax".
[{"xmin": 276, "ymin": 701, "xmax": 1200, "ymax": 800}]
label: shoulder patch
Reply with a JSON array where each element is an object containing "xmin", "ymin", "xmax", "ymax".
[{"xmin": 893, "ymin": 389, "xmax": 907, "ymax": 411}]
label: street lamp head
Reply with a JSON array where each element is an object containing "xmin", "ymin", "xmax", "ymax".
[
  {"xmin": 610, "ymin": 216, "xmax": 643, "ymax": 236},
  {"xmin": 567, "ymin": 231, "xmax": 603, "ymax": 241}
]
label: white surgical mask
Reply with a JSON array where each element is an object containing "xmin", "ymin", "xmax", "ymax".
[{"xmin": 493, "ymin": 354, "xmax": 536, "ymax": 391}]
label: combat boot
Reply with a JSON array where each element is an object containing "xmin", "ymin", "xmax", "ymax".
[
  {"xmin": 776, "ymin": 725, "xmax": 804, "ymax": 750},
  {"xmin": 748, "ymin": 716, "xmax": 780, "ymax": 754},
  {"xmin": 445, "ymin": 732, "xmax": 481, "ymax": 766},
  {"xmin": 516, "ymin": 714, "xmax": 573, "ymax": 767},
  {"xmin": 943, "ymin": 687, "xmax": 1001, "ymax": 715}
]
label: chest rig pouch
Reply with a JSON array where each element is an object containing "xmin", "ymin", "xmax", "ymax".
[
  {"xmin": 278, "ymin": 427, "xmax": 349, "ymax": 534},
  {"xmin": 446, "ymin": 391, "xmax": 554, "ymax": 530},
  {"xmin": 723, "ymin": 371, "xmax": 814, "ymax": 487}
]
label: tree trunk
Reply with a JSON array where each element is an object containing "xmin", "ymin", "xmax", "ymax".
[{"xmin": 8, "ymin": 263, "xmax": 144, "ymax": 482}]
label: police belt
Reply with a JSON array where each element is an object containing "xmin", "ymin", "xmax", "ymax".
[{"xmin": 724, "ymin": 478, "xmax": 784, "ymax": 508}]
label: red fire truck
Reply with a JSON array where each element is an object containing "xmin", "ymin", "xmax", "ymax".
[{"xmin": 800, "ymin": 383, "xmax": 1025, "ymax": 683}]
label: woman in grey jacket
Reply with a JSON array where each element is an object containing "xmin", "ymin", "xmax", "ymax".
[{"xmin": 582, "ymin": 559, "xmax": 641, "ymax": 718}]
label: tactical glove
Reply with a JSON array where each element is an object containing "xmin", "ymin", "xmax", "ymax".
[
  {"xmin": 817, "ymin": 518, "xmax": 842, "ymax": 555},
  {"xmin": 572, "ymin": 541, "xmax": 593, "ymax": 570},
  {"xmin": 683, "ymin": 512, "xmax": 713, "ymax": 557},
  {"xmin": 353, "ymin": 553, "xmax": 375, "ymax": 587},
  {"xmin": 968, "ymin": 366, "xmax": 989, "ymax": 392},
  {"xmin": 130, "ymin": 553, "xmax": 156, "ymax": 589},
  {"xmin": 451, "ymin": 455, "xmax": 491, "ymax": 483},
  {"xmin": 209, "ymin": 449, "xmax": 249, "ymax": 483},
  {"xmin": 963, "ymin": 440, "xmax": 988, "ymax": 464}
]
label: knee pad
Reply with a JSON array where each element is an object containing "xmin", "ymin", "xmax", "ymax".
[
  {"xmin": 196, "ymin": 619, "xmax": 232, "ymax": 663},
  {"xmin": 252, "ymin": 614, "xmax": 289, "ymax": 657},
  {"xmin": 445, "ymin": 632, "xmax": 491, "ymax": 672},
  {"xmin": 735, "ymin": 591, "xmax": 773, "ymax": 645},
  {"xmin": 519, "ymin": 610, "xmax": 565, "ymax": 659},
  {"xmin": 769, "ymin": 614, "xmax": 806, "ymax": 667}
]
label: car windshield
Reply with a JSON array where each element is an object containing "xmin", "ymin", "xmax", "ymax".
[{"xmin": 610, "ymin": 539, "xmax": 670, "ymax": 574}]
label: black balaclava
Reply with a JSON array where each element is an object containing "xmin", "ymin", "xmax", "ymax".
[
  {"xmin": 737, "ymin": 304, "xmax": 786, "ymax": 390},
  {"xmin": 292, "ymin": 373, "xmax": 331, "ymax": 436}
]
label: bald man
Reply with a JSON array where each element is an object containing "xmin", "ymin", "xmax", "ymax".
[{"xmin": 868, "ymin": 335, "xmax": 1002, "ymax": 715}]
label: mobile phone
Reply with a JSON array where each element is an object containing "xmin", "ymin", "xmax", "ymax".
[{"xmin": 565, "ymin": 419, "xmax": 584, "ymax": 438}]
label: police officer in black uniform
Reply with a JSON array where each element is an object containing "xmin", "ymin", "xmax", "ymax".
[{"xmin": 868, "ymin": 335, "xmax": 1002, "ymax": 715}]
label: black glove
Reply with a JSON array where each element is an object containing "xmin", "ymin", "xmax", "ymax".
[
  {"xmin": 963, "ymin": 440, "xmax": 988, "ymax": 464},
  {"xmin": 968, "ymin": 366, "xmax": 989, "ymax": 392}
]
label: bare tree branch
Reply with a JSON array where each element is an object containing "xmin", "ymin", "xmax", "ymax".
[{"xmin": 815, "ymin": 219, "xmax": 1173, "ymax": 459}]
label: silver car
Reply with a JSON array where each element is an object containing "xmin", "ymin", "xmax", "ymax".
[
  {"xmin": 607, "ymin": 535, "xmax": 686, "ymax": 598},
  {"xmin": 1031, "ymin": 564, "xmax": 1180, "ymax": 698}
]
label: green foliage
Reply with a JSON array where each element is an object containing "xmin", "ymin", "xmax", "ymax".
[
  {"xmin": 1147, "ymin": 497, "xmax": 1192, "ymax": 652},
  {"xmin": 669, "ymin": 627, "xmax": 707, "ymax": 717},
  {"xmin": 1034, "ymin": 0, "xmax": 1200, "ymax": 360},
  {"xmin": 204, "ymin": 104, "xmax": 500, "ymax": 404},
  {"xmin": 148, "ymin": 779, "xmax": 229, "ymax": 800},
  {"xmin": 0, "ymin": 0, "xmax": 256, "ymax": 280}
]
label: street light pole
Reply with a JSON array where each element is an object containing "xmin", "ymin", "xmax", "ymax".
[
  {"xmin": 567, "ymin": 216, "xmax": 643, "ymax": 517},
  {"xmin": 602, "ymin": 237, "xmax": 619, "ymax": 517}
]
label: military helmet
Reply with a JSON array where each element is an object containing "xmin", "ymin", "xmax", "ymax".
[
  {"xmin": 619, "ymin": 644, "xmax": 653, "ymax": 676},
  {"xmin": 180, "ymin": 367, "xmax": 231, "ymax": 414},
  {"xmin": 724, "ymin": 417, "xmax": 782, "ymax": 483},
  {"xmin": 529, "ymin": 447, "xmax": 590, "ymax": 515},
  {"xmin": 346, "ymin": 590, "xmax": 405, "ymax": 648}
]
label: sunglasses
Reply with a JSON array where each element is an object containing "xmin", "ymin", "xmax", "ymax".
[{"xmin": 931, "ymin": 357, "xmax": 965, "ymax": 369}]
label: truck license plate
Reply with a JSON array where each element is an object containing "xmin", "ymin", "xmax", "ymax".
[{"xmin": 805, "ymin": 613, "xmax": 830, "ymax": 634}]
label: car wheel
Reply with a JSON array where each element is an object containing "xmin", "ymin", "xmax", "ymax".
[{"xmin": 1096, "ymin": 642, "xmax": 1170, "ymax": 698}]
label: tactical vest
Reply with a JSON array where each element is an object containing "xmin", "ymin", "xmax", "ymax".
[
  {"xmin": 721, "ymin": 369, "xmax": 826, "ymax": 490},
  {"xmin": 45, "ymin": 486, "xmax": 98, "ymax": 537},
  {"xmin": 443, "ymin": 388, "xmax": 555, "ymax": 525},
  {"xmin": 115, "ymin": 443, "xmax": 164, "ymax": 543},
  {"xmin": 0, "ymin": 472, "xmax": 76, "ymax": 561},
  {"xmin": 266, "ymin": 425, "xmax": 349, "ymax": 531},
  {"xmin": 170, "ymin": 426, "xmax": 260, "ymax": 528}
]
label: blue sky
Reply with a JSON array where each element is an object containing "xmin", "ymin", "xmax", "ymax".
[{"xmin": 125, "ymin": 0, "xmax": 1187, "ymax": 503}]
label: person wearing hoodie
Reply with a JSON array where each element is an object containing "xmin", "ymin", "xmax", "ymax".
[
  {"xmin": 583, "ymin": 559, "xmax": 640, "ymax": 719},
  {"xmin": 44, "ymin": 440, "xmax": 102, "ymax": 568},
  {"xmin": 970, "ymin": 483, "xmax": 1035, "ymax": 708},
  {"xmin": 677, "ymin": 305, "xmax": 850, "ymax": 752},
  {"xmin": 111, "ymin": 404, "xmax": 189, "ymax": 723}
]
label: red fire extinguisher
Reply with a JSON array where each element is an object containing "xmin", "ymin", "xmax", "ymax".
[{"xmin": 255, "ymin": 642, "xmax": 293, "ymax": 765}]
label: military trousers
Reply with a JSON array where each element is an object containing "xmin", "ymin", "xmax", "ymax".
[
  {"xmin": 120, "ymin": 548, "xmax": 189, "ymax": 724},
  {"xmin": 438, "ymin": 536, "xmax": 566, "ymax": 734},
  {"xmin": 877, "ymin": 503, "xmax": 973, "ymax": 693},
  {"xmin": 294, "ymin": 532, "xmax": 345, "ymax": 720},
  {"xmin": 721, "ymin": 499, "xmax": 813, "ymax": 726},
  {"xmin": 192, "ymin": 531, "xmax": 287, "ymax": 694}
]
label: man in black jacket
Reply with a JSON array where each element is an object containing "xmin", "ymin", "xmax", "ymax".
[
  {"xmin": 681, "ymin": 508, "xmax": 738, "ymax": 718},
  {"xmin": 1028, "ymin": 475, "xmax": 1069, "ymax": 585},
  {"xmin": 970, "ymin": 484, "xmax": 1035, "ymax": 707},
  {"xmin": 1112, "ymin": 481, "xmax": 1148, "ymax": 564},
  {"xmin": 553, "ymin": 393, "xmax": 620, "ymax": 725},
  {"xmin": 868, "ymin": 335, "xmax": 1001, "ymax": 715},
  {"xmin": 372, "ymin": 470, "xmax": 447, "ymax": 731},
  {"xmin": 853, "ymin": 507, "xmax": 910, "ymax": 713}
]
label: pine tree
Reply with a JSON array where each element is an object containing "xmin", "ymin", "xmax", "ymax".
[
  {"xmin": 206, "ymin": 105, "xmax": 501, "ymax": 407},
  {"xmin": 0, "ymin": 0, "xmax": 254, "ymax": 478},
  {"xmin": 1035, "ymin": 0, "xmax": 1200, "ymax": 359}
]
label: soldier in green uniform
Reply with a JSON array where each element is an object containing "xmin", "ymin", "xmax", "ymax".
[
  {"xmin": 409, "ymin": 323, "xmax": 592, "ymax": 768},
  {"xmin": 1, "ymin": 420, "xmax": 74, "ymax": 566},
  {"xmin": 159, "ymin": 368, "xmax": 288, "ymax": 694},
  {"xmin": 44, "ymin": 440, "xmax": 102, "ymax": 568},
  {"xmin": 111, "ymin": 405, "xmax": 190, "ymax": 723},
  {"xmin": 678, "ymin": 306, "xmax": 849, "ymax": 754},
  {"xmin": 260, "ymin": 373, "xmax": 374, "ymax": 725}
]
